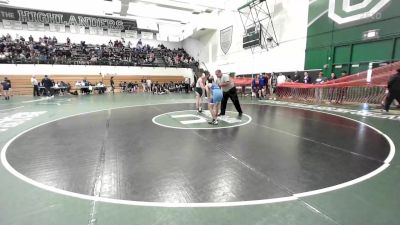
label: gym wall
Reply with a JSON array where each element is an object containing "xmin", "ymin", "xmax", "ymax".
[{"xmin": 306, "ymin": 0, "xmax": 400, "ymax": 76}]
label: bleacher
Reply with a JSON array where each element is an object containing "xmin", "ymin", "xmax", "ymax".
[
  {"xmin": 0, "ymin": 34, "xmax": 198, "ymax": 68},
  {"xmin": 0, "ymin": 34, "xmax": 196, "ymax": 95}
]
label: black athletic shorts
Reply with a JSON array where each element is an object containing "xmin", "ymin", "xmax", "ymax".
[{"xmin": 195, "ymin": 87, "xmax": 203, "ymax": 97}]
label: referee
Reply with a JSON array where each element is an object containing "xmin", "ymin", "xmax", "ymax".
[
  {"xmin": 383, "ymin": 68, "xmax": 400, "ymax": 112},
  {"xmin": 216, "ymin": 70, "xmax": 243, "ymax": 117}
]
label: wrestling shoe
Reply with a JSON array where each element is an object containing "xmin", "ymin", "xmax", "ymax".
[{"xmin": 208, "ymin": 119, "xmax": 218, "ymax": 125}]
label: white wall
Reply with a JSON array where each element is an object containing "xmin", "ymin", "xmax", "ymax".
[
  {"xmin": 183, "ymin": 0, "xmax": 309, "ymax": 74},
  {"xmin": 0, "ymin": 64, "xmax": 194, "ymax": 79},
  {"xmin": 183, "ymin": 30, "xmax": 217, "ymax": 67}
]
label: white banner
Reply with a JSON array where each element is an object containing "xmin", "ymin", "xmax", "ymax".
[
  {"xmin": 69, "ymin": 25, "xmax": 85, "ymax": 34},
  {"xmin": 89, "ymin": 27, "xmax": 103, "ymax": 35},
  {"xmin": 168, "ymin": 35, "xmax": 180, "ymax": 42},
  {"xmin": 141, "ymin": 31, "xmax": 154, "ymax": 40},
  {"xmin": 108, "ymin": 29, "xmax": 121, "ymax": 37},
  {"xmin": 2, "ymin": 20, "xmax": 22, "ymax": 30},
  {"xmin": 156, "ymin": 33, "xmax": 168, "ymax": 42},
  {"xmin": 220, "ymin": 26, "xmax": 233, "ymax": 54},
  {"xmin": 125, "ymin": 30, "xmax": 138, "ymax": 39},
  {"xmin": 27, "ymin": 22, "xmax": 45, "ymax": 31},
  {"xmin": 50, "ymin": 23, "xmax": 66, "ymax": 32}
]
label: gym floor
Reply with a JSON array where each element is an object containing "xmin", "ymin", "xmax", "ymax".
[{"xmin": 0, "ymin": 93, "xmax": 399, "ymax": 225}]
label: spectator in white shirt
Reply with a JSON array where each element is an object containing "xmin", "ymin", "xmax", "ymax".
[
  {"xmin": 277, "ymin": 73, "xmax": 287, "ymax": 85},
  {"xmin": 31, "ymin": 75, "xmax": 40, "ymax": 96},
  {"xmin": 314, "ymin": 72, "xmax": 326, "ymax": 104}
]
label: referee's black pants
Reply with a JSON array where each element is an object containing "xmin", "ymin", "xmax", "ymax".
[
  {"xmin": 384, "ymin": 91, "xmax": 400, "ymax": 111},
  {"xmin": 45, "ymin": 87, "xmax": 52, "ymax": 96},
  {"xmin": 220, "ymin": 87, "xmax": 243, "ymax": 115},
  {"xmin": 33, "ymin": 85, "xmax": 40, "ymax": 96}
]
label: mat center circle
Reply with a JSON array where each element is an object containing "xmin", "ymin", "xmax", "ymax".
[{"xmin": 152, "ymin": 110, "xmax": 252, "ymax": 129}]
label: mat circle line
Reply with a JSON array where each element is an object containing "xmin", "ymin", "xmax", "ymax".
[{"xmin": 0, "ymin": 102, "xmax": 395, "ymax": 207}]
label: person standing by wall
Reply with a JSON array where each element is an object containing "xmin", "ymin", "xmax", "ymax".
[
  {"xmin": 141, "ymin": 78, "xmax": 146, "ymax": 92},
  {"xmin": 42, "ymin": 75, "xmax": 53, "ymax": 97},
  {"xmin": 277, "ymin": 73, "xmax": 287, "ymax": 85},
  {"xmin": 328, "ymin": 72, "xmax": 337, "ymax": 103},
  {"xmin": 185, "ymin": 77, "xmax": 190, "ymax": 94},
  {"xmin": 259, "ymin": 74, "xmax": 266, "ymax": 99},
  {"xmin": 383, "ymin": 68, "xmax": 400, "ymax": 113},
  {"xmin": 251, "ymin": 75, "xmax": 259, "ymax": 99},
  {"xmin": 291, "ymin": 71, "xmax": 300, "ymax": 98},
  {"xmin": 110, "ymin": 76, "xmax": 115, "ymax": 94},
  {"xmin": 336, "ymin": 71, "xmax": 348, "ymax": 104},
  {"xmin": 293, "ymin": 71, "xmax": 300, "ymax": 83},
  {"xmin": 269, "ymin": 72, "xmax": 278, "ymax": 100},
  {"xmin": 262, "ymin": 73, "xmax": 269, "ymax": 98},
  {"xmin": 303, "ymin": 72, "xmax": 312, "ymax": 100},
  {"xmin": 314, "ymin": 72, "xmax": 326, "ymax": 104},
  {"xmin": 146, "ymin": 78, "xmax": 152, "ymax": 93},
  {"xmin": 31, "ymin": 75, "xmax": 40, "ymax": 97},
  {"xmin": 1, "ymin": 77, "xmax": 11, "ymax": 100},
  {"xmin": 216, "ymin": 70, "xmax": 243, "ymax": 118}
]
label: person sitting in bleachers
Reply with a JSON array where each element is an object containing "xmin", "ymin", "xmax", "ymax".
[
  {"xmin": 133, "ymin": 81, "xmax": 139, "ymax": 93},
  {"xmin": 0, "ymin": 34, "xmax": 198, "ymax": 69},
  {"xmin": 80, "ymin": 78, "xmax": 90, "ymax": 95},
  {"xmin": 96, "ymin": 81, "xmax": 106, "ymax": 94},
  {"xmin": 137, "ymin": 39, "xmax": 143, "ymax": 48}
]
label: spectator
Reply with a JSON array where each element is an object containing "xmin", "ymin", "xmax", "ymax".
[
  {"xmin": 251, "ymin": 75, "xmax": 259, "ymax": 99},
  {"xmin": 302, "ymin": 72, "xmax": 312, "ymax": 100},
  {"xmin": 303, "ymin": 72, "xmax": 311, "ymax": 84},
  {"xmin": 137, "ymin": 39, "xmax": 143, "ymax": 48},
  {"xmin": 42, "ymin": 75, "xmax": 53, "ymax": 97},
  {"xmin": 314, "ymin": 72, "xmax": 326, "ymax": 104},
  {"xmin": 146, "ymin": 78, "xmax": 152, "ymax": 92},
  {"xmin": 96, "ymin": 81, "xmax": 106, "ymax": 94},
  {"xmin": 383, "ymin": 68, "xmax": 400, "ymax": 113},
  {"xmin": 277, "ymin": 73, "xmax": 286, "ymax": 85},
  {"xmin": 81, "ymin": 77, "xmax": 90, "ymax": 94},
  {"xmin": 1, "ymin": 76, "xmax": 11, "ymax": 100},
  {"xmin": 336, "ymin": 71, "xmax": 348, "ymax": 104},
  {"xmin": 328, "ymin": 72, "xmax": 337, "ymax": 103},
  {"xmin": 110, "ymin": 76, "xmax": 115, "ymax": 94},
  {"xmin": 292, "ymin": 71, "xmax": 300, "ymax": 83},
  {"xmin": 31, "ymin": 75, "xmax": 40, "ymax": 97},
  {"xmin": 6, "ymin": 33, "xmax": 11, "ymax": 41},
  {"xmin": 269, "ymin": 72, "xmax": 278, "ymax": 100},
  {"xmin": 259, "ymin": 74, "xmax": 266, "ymax": 99}
]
